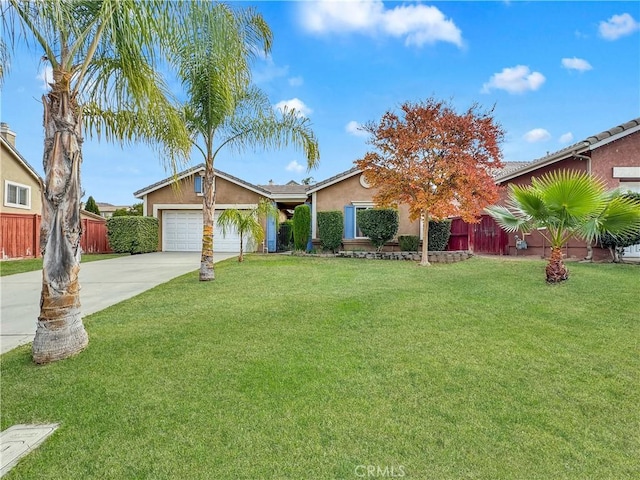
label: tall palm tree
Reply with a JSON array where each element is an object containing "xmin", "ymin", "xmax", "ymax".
[
  {"xmin": 5, "ymin": 0, "xmax": 191, "ymax": 363},
  {"xmin": 217, "ymin": 199, "xmax": 278, "ymax": 262},
  {"xmin": 171, "ymin": 2, "xmax": 319, "ymax": 281},
  {"xmin": 486, "ymin": 170, "xmax": 640, "ymax": 283}
]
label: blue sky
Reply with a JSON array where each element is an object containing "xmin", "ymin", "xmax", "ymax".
[{"xmin": 2, "ymin": 1, "xmax": 639, "ymax": 206}]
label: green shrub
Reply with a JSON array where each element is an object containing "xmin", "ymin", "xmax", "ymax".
[
  {"xmin": 278, "ymin": 220, "xmax": 294, "ymax": 251},
  {"xmin": 107, "ymin": 216, "xmax": 159, "ymax": 254},
  {"xmin": 599, "ymin": 192, "xmax": 640, "ymax": 261},
  {"xmin": 293, "ymin": 204, "xmax": 311, "ymax": 251},
  {"xmin": 398, "ymin": 235, "xmax": 420, "ymax": 251},
  {"xmin": 317, "ymin": 211, "xmax": 344, "ymax": 252},
  {"xmin": 357, "ymin": 208, "xmax": 399, "ymax": 251},
  {"xmin": 428, "ymin": 219, "xmax": 452, "ymax": 251}
]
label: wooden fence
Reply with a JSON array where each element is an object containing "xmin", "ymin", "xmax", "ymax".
[
  {"xmin": 446, "ymin": 215, "xmax": 508, "ymax": 255},
  {"xmin": 0, "ymin": 213, "xmax": 111, "ymax": 259}
]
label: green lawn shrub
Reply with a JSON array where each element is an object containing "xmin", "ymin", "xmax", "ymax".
[
  {"xmin": 598, "ymin": 192, "xmax": 640, "ymax": 262},
  {"xmin": 357, "ymin": 208, "xmax": 399, "ymax": 251},
  {"xmin": 278, "ymin": 220, "xmax": 294, "ymax": 251},
  {"xmin": 398, "ymin": 235, "xmax": 420, "ymax": 251},
  {"xmin": 107, "ymin": 216, "xmax": 158, "ymax": 254},
  {"xmin": 429, "ymin": 219, "xmax": 452, "ymax": 251},
  {"xmin": 317, "ymin": 211, "xmax": 344, "ymax": 252},
  {"xmin": 293, "ymin": 204, "xmax": 311, "ymax": 251}
]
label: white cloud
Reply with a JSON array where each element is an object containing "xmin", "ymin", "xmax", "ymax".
[
  {"xmin": 37, "ymin": 65, "xmax": 53, "ymax": 90},
  {"xmin": 345, "ymin": 120, "xmax": 367, "ymax": 137},
  {"xmin": 523, "ymin": 128, "xmax": 551, "ymax": 143},
  {"xmin": 288, "ymin": 76, "xmax": 304, "ymax": 87},
  {"xmin": 274, "ymin": 98, "xmax": 313, "ymax": 117},
  {"xmin": 559, "ymin": 132, "xmax": 574, "ymax": 144},
  {"xmin": 561, "ymin": 57, "xmax": 592, "ymax": 72},
  {"xmin": 482, "ymin": 65, "xmax": 545, "ymax": 94},
  {"xmin": 299, "ymin": 0, "xmax": 463, "ymax": 48},
  {"xmin": 253, "ymin": 54, "xmax": 289, "ymax": 84},
  {"xmin": 285, "ymin": 160, "xmax": 305, "ymax": 174},
  {"xmin": 599, "ymin": 13, "xmax": 640, "ymax": 41}
]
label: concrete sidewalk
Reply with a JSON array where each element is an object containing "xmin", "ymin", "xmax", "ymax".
[{"xmin": 0, "ymin": 252, "xmax": 236, "ymax": 354}]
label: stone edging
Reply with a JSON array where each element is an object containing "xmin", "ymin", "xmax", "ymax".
[{"xmin": 335, "ymin": 250, "xmax": 473, "ymax": 263}]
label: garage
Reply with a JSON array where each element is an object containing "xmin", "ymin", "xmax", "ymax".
[{"xmin": 162, "ymin": 210, "xmax": 251, "ymax": 253}]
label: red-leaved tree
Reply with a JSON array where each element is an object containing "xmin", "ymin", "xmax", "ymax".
[{"xmin": 355, "ymin": 98, "xmax": 504, "ymax": 266}]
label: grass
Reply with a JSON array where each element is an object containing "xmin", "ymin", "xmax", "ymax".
[
  {"xmin": 0, "ymin": 253, "xmax": 126, "ymax": 276},
  {"xmin": 1, "ymin": 256, "xmax": 638, "ymax": 479}
]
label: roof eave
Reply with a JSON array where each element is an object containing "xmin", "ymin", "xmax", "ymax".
[{"xmin": 495, "ymin": 143, "xmax": 589, "ymax": 183}]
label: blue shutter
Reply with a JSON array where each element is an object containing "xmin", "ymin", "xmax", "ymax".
[
  {"xmin": 344, "ymin": 205, "xmax": 355, "ymax": 239},
  {"xmin": 266, "ymin": 206, "xmax": 277, "ymax": 252},
  {"xmin": 194, "ymin": 175, "xmax": 202, "ymax": 194}
]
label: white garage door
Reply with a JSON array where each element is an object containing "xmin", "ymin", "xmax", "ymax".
[{"xmin": 162, "ymin": 210, "xmax": 252, "ymax": 253}]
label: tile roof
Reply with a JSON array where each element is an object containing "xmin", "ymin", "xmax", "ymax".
[
  {"xmin": 496, "ymin": 117, "xmax": 640, "ymax": 182},
  {"xmin": 259, "ymin": 183, "xmax": 308, "ymax": 195},
  {"xmin": 134, "ymin": 164, "xmax": 271, "ymax": 198}
]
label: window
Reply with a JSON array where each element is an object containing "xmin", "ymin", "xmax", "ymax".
[
  {"xmin": 194, "ymin": 175, "xmax": 203, "ymax": 194},
  {"xmin": 4, "ymin": 181, "xmax": 30, "ymax": 209}
]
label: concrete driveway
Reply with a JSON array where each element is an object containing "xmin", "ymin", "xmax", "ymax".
[{"xmin": 0, "ymin": 252, "xmax": 236, "ymax": 354}]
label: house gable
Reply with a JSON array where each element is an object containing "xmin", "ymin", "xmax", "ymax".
[{"xmin": 0, "ymin": 135, "xmax": 43, "ymax": 215}]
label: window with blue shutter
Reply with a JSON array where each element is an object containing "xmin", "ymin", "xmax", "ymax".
[
  {"xmin": 344, "ymin": 205, "xmax": 355, "ymax": 239},
  {"xmin": 194, "ymin": 175, "xmax": 202, "ymax": 194}
]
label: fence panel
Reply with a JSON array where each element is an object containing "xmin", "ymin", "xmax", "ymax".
[
  {"xmin": 447, "ymin": 217, "xmax": 469, "ymax": 251},
  {"xmin": 81, "ymin": 218, "xmax": 112, "ymax": 253},
  {"xmin": 0, "ymin": 213, "xmax": 39, "ymax": 259}
]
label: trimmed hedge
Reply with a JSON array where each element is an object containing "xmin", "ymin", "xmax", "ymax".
[
  {"xmin": 107, "ymin": 216, "xmax": 159, "ymax": 254},
  {"xmin": 317, "ymin": 211, "xmax": 344, "ymax": 252},
  {"xmin": 428, "ymin": 219, "xmax": 452, "ymax": 251},
  {"xmin": 293, "ymin": 204, "xmax": 311, "ymax": 251},
  {"xmin": 398, "ymin": 235, "xmax": 420, "ymax": 251},
  {"xmin": 357, "ymin": 208, "xmax": 399, "ymax": 251}
]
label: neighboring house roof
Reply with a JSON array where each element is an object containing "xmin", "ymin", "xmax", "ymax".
[
  {"xmin": 496, "ymin": 117, "xmax": 640, "ymax": 183},
  {"xmin": 306, "ymin": 167, "xmax": 361, "ymax": 194},
  {"xmin": 133, "ymin": 164, "xmax": 271, "ymax": 198},
  {"xmin": 0, "ymin": 135, "xmax": 43, "ymax": 185}
]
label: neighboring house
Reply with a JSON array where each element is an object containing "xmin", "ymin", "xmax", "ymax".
[
  {"xmin": 1, "ymin": 123, "xmax": 44, "ymax": 259},
  {"xmin": 493, "ymin": 117, "xmax": 640, "ymax": 260},
  {"xmin": 0, "ymin": 122, "xmax": 111, "ymax": 259},
  {"xmin": 95, "ymin": 202, "xmax": 131, "ymax": 219}
]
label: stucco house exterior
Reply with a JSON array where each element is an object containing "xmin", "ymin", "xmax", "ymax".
[
  {"xmin": 134, "ymin": 165, "xmax": 274, "ymax": 253},
  {"xmin": 135, "ymin": 117, "xmax": 639, "ymax": 259}
]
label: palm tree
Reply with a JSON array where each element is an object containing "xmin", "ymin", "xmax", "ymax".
[
  {"xmin": 217, "ymin": 199, "xmax": 278, "ymax": 262},
  {"xmin": 5, "ymin": 0, "xmax": 190, "ymax": 363},
  {"xmin": 486, "ymin": 170, "xmax": 640, "ymax": 283},
  {"xmin": 171, "ymin": 2, "xmax": 319, "ymax": 281}
]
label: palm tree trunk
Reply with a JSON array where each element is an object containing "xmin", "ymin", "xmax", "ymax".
[
  {"xmin": 419, "ymin": 210, "xmax": 431, "ymax": 266},
  {"xmin": 32, "ymin": 85, "xmax": 88, "ymax": 364},
  {"xmin": 238, "ymin": 231, "xmax": 244, "ymax": 262},
  {"xmin": 545, "ymin": 246, "xmax": 569, "ymax": 283},
  {"xmin": 200, "ymin": 160, "xmax": 215, "ymax": 281}
]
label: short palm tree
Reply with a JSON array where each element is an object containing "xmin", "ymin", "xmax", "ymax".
[
  {"xmin": 5, "ymin": 0, "xmax": 190, "ymax": 363},
  {"xmin": 217, "ymin": 200, "xmax": 278, "ymax": 262},
  {"xmin": 171, "ymin": 2, "xmax": 319, "ymax": 281},
  {"xmin": 486, "ymin": 170, "xmax": 640, "ymax": 283}
]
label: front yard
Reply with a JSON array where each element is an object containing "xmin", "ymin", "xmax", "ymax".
[{"xmin": 1, "ymin": 256, "xmax": 638, "ymax": 479}]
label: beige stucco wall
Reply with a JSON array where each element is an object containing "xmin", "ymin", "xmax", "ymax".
[
  {"xmin": 0, "ymin": 142, "xmax": 42, "ymax": 214},
  {"xmin": 313, "ymin": 172, "xmax": 420, "ymax": 239}
]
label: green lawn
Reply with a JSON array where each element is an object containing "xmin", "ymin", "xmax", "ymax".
[
  {"xmin": 0, "ymin": 253, "xmax": 126, "ymax": 276},
  {"xmin": 1, "ymin": 256, "xmax": 638, "ymax": 479}
]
